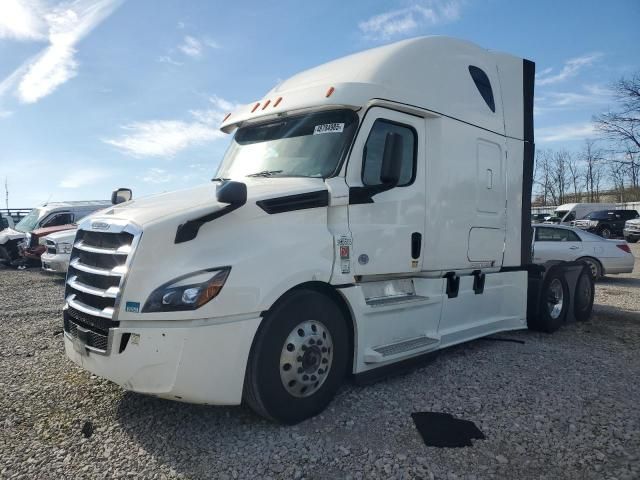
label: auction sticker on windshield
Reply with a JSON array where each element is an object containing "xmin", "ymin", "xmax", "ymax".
[{"xmin": 313, "ymin": 123, "xmax": 344, "ymax": 135}]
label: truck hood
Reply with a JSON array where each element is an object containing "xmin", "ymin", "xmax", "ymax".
[
  {"xmin": 45, "ymin": 228, "xmax": 78, "ymax": 242},
  {"xmin": 0, "ymin": 228, "xmax": 26, "ymax": 244},
  {"xmin": 90, "ymin": 177, "xmax": 328, "ymax": 227},
  {"xmin": 31, "ymin": 224, "xmax": 75, "ymax": 238},
  {"xmin": 626, "ymin": 219, "xmax": 640, "ymax": 226}
]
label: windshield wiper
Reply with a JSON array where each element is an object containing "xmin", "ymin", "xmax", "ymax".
[
  {"xmin": 246, "ymin": 170, "xmax": 283, "ymax": 178},
  {"xmin": 211, "ymin": 177, "xmax": 230, "ymax": 182}
]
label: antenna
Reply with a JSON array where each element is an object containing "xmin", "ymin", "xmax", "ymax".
[{"xmin": 4, "ymin": 177, "xmax": 7, "ymax": 210}]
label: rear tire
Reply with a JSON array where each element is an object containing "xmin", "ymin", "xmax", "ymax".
[
  {"xmin": 574, "ymin": 266, "xmax": 595, "ymax": 322},
  {"xmin": 532, "ymin": 269, "xmax": 569, "ymax": 333},
  {"xmin": 243, "ymin": 289, "xmax": 349, "ymax": 424},
  {"xmin": 579, "ymin": 257, "xmax": 602, "ymax": 281}
]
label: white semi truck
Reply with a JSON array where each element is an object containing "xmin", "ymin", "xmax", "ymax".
[{"xmin": 62, "ymin": 37, "xmax": 594, "ymax": 424}]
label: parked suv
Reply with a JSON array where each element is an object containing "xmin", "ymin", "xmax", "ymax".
[
  {"xmin": 624, "ymin": 218, "xmax": 640, "ymax": 243},
  {"xmin": 573, "ymin": 209, "xmax": 639, "ymax": 238}
]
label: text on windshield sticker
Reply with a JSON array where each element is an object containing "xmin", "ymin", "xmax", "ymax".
[{"xmin": 313, "ymin": 123, "xmax": 344, "ymax": 135}]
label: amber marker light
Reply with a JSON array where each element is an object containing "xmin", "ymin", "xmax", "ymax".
[
  {"xmin": 251, "ymin": 102, "xmax": 260, "ymax": 112},
  {"xmin": 222, "ymin": 112, "xmax": 231, "ymax": 122},
  {"xmin": 273, "ymin": 97, "xmax": 283, "ymax": 107},
  {"xmin": 262, "ymin": 99, "xmax": 271, "ymax": 110},
  {"xmin": 326, "ymin": 86, "xmax": 335, "ymax": 97}
]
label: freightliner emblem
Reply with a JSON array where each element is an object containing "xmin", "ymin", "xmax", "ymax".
[{"xmin": 91, "ymin": 221, "xmax": 110, "ymax": 231}]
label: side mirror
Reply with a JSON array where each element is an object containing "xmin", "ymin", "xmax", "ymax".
[
  {"xmin": 112, "ymin": 188, "xmax": 133, "ymax": 205},
  {"xmin": 216, "ymin": 181, "xmax": 247, "ymax": 205},
  {"xmin": 380, "ymin": 132, "xmax": 403, "ymax": 187}
]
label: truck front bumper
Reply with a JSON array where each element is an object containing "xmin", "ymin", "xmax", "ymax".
[
  {"xmin": 64, "ymin": 316, "xmax": 261, "ymax": 405},
  {"xmin": 41, "ymin": 252, "xmax": 69, "ymax": 273},
  {"xmin": 623, "ymin": 228, "xmax": 640, "ymax": 241}
]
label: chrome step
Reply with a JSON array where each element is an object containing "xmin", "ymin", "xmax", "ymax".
[
  {"xmin": 364, "ymin": 336, "xmax": 439, "ymax": 363},
  {"xmin": 365, "ymin": 294, "xmax": 428, "ymax": 307}
]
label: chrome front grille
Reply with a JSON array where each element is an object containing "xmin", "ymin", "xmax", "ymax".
[{"xmin": 63, "ymin": 220, "xmax": 141, "ymax": 355}]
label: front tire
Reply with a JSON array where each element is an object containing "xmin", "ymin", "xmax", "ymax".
[
  {"xmin": 625, "ymin": 236, "xmax": 638, "ymax": 244},
  {"xmin": 243, "ymin": 289, "xmax": 349, "ymax": 424}
]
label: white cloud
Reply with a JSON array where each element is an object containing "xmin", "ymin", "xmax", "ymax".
[
  {"xmin": 142, "ymin": 168, "xmax": 173, "ymax": 183},
  {"xmin": 359, "ymin": 1, "xmax": 461, "ymax": 39},
  {"xmin": 536, "ymin": 53, "xmax": 602, "ymax": 86},
  {"xmin": 0, "ymin": 0, "xmax": 123, "ymax": 104},
  {"xmin": 157, "ymin": 55, "xmax": 182, "ymax": 66},
  {"xmin": 535, "ymin": 84, "xmax": 612, "ymax": 116},
  {"xmin": 179, "ymin": 35, "xmax": 203, "ymax": 57},
  {"xmin": 59, "ymin": 167, "xmax": 111, "ymax": 188},
  {"xmin": 105, "ymin": 120, "xmax": 221, "ymax": 157},
  {"xmin": 0, "ymin": 110, "xmax": 14, "ymax": 119},
  {"xmin": 103, "ymin": 96, "xmax": 238, "ymax": 158},
  {"xmin": 536, "ymin": 123, "xmax": 596, "ymax": 143},
  {"xmin": 0, "ymin": 0, "xmax": 47, "ymax": 41}
]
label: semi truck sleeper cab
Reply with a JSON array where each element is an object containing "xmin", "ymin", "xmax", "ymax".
[{"xmin": 62, "ymin": 36, "xmax": 594, "ymax": 424}]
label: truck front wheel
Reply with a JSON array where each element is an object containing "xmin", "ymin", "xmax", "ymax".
[{"xmin": 243, "ymin": 289, "xmax": 349, "ymax": 424}]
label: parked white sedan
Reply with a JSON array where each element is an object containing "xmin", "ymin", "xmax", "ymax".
[{"xmin": 532, "ymin": 224, "xmax": 635, "ymax": 279}]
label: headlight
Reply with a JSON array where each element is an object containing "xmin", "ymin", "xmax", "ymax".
[
  {"xmin": 589, "ymin": 220, "xmax": 599, "ymax": 227},
  {"xmin": 142, "ymin": 267, "xmax": 230, "ymax": 313},
  {"xmin": 25, "ymin": 233, "xmax": 32, "ymax": 245},
  {"xmin": 58, "ymin": 242, "xmax": 73, "ymax": 254},
  {"xmin": 38, "ymin": 236, "xmax": 48, "ymax": 246}
]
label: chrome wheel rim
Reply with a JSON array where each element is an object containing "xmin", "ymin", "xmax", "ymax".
[
  {"xmin": 601, "ymin": 228, "xmax": 611, "ymax": 239},
  {"xmin": 280, "ymin": 320, "xmax": 333, "ymax": 398},
  {"xmin": 584, "ymin": 259, "xmax": 599, "ymax": 279},
  {"xmin": 547, "ymin": 278, "xmax": 564, "ymax": 319}
]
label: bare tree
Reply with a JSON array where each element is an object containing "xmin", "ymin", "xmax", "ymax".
[
  {"xmin": 594, "ymin": 71, "xmax": 640, "ymax": 196},
  {"xmin": 608, "ymin": 158, "xmax": 627, "ymax": 202},
  {"xmin": 534, "ymin": 149, "xmax": 555, "ymax": 205},
  {"xmin": 566, "ymin": 152, "xmax": 582, "ymax": 202},
  {"xmin": 582, "ymin": 140, "xmax": 604, "ymax": 202},
  {"xmin": 594, "ymin": 71, "xmax": 640, "ymax": 154},
  {"xmin": 551, "ymin": 150, "xmax": 570, "ymax": 205}
]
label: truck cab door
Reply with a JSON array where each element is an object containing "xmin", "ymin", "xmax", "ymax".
[{"xmin": 345, "ymin": 108, "xmax": 425, "ymax": 275}]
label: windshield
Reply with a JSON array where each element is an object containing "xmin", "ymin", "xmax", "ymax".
[
  {"xmin": 216, "ymin": 109, "xmax": 358, "ymax": 179},
  {"xmin": 555, "ymin": 210, "xmax": 569, "ymax": 221},
  {"xmin": 15, "ymin": 208, "xmax": 43, "ymax": 233},
  {"xmin": 584, "ymin": 211, "xmax": 607, "ymax": 220}
]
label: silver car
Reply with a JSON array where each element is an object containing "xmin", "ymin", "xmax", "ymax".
[{"xmin": 532, "ymin": 224, "xmax": 635, "ymax": 279}]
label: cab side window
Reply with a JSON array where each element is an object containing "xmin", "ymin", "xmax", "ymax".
[
  {"xmin": 536, "ymin": 228, "xmax": 581, "ymax": 242},
  {"xmin": 564, "ymin": 212, "xmax": 576, "ymax": 222},
  {"xmin": 362, "ymin": 119, "xmax": 416, "ymax": 187},
  {"xmin": 42, "ymin": 212, "xmax": 73, "ymax": 227}
]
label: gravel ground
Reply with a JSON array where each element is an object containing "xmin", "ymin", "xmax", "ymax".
[{"xmin": 1, "ymin": 245, "xmax": 639, "ymax": 480}]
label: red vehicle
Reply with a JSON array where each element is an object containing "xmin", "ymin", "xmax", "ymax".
[{"xmin": 19, "ymin": 224, "xmax": 77, "ymax": 263}]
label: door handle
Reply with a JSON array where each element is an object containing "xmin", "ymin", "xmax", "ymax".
[
  {"xmin": 411, "ymin": 232, "xmax": 422, "ymax": 259},
  {"xmin": 569, "ymin": 246, "xmax": 579, "ymax": 250}
]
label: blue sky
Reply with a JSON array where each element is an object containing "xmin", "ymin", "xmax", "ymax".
[{"xmin": 0, "ymin": 0, "xmax": 638, "ymax": 207}]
